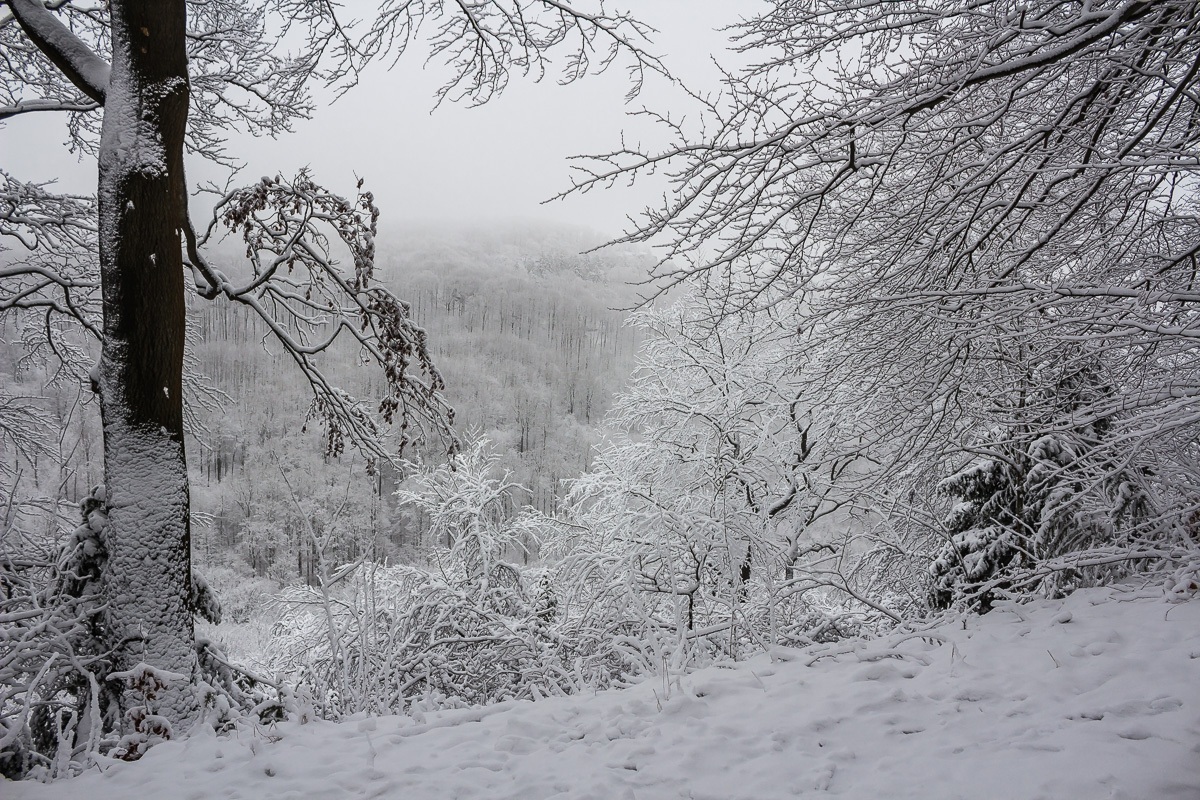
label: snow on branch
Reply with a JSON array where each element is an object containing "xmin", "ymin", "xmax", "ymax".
[
  {"xmin": 5, "ymin": 0, "xmax": 109, "ymax": 104},
  {"xmin": 570, "ymin": 0, "xmax": 1200, "ymax": 303},
  {"xmin": 0, "ymin": 96, "xmax": 98, "ymax": 119},
  {"xmin": 0, "ymin": 173, "xmax": 102, "ymax": 363}
]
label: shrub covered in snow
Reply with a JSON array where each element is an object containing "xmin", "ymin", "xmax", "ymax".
[{"xmin": 263, "ymin": 562, "xmax": 574, "ymax": 717}]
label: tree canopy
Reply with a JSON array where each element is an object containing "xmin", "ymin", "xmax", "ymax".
[{"xmin": 570, "ymin": 0, "xmax": 1200, "ymax": 587}]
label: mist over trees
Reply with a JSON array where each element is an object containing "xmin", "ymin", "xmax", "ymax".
[
  {"xmin": 3, "ymin": 0, "xmax": 1199, "ymax": 788},
  {"xmin": 188, "ymin": 225, "xmax": 644, "ymax": 582}
]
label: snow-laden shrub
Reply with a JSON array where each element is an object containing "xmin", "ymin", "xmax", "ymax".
[
  {"xmin": 544, "ymin": 499, "xmax": 911, "ymax": 680},
  {"xmin": 1165, "ymin": 551, "xmax": 1200, "ymax": 601},
  {"xmin": 1, "ymin": 486, "xmax": 110, "ymax": 780},
  {"xmin": 107, "ymin": 665, "xmax": 186, "ymax": 762},
  {"xmin": 255, "ymin": 435, "xmax": 595, "ymax": 719},
  {"xmin": 263, "ymin": 561, "xmax": 573, "ymax": 717}
]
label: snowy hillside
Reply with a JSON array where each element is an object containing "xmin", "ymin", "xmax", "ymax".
[{"xmin": 8, "ymin": 585, "xmax": 1198, "ymax": 799}]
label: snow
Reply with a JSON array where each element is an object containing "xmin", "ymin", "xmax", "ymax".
[
  {"xmin": 108, "ymin": 664, "xmax": 190, "ymax": 688},
  {"xmin": 7, "ymin": 586, "xmax": 1198, "ymax": 799},
  {"xmin": 6, "ymin": 0, "xmax": 110, "ymax": 102}
]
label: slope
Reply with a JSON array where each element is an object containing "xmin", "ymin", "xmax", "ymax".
[{"xmin": 7, "ymin": 583, "xmax": 1198, "ymax": 799}]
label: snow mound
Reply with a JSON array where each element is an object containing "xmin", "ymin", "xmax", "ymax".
[{"xmin": 7, "ymin": 586, "xmax": 1199, "ymax": 799}]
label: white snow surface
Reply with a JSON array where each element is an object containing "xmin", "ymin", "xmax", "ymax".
[{"xmin": 8, "ymin": 585, "xmax": 1199, "ymax": 799}]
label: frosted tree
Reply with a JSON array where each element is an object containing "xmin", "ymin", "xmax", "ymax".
[
  {"xmin": 396, "ymin": 436, "xmax": 528, "ymax": 593},
  {"xmin": 550, "ymin": 293, "xmax": 876, "ymax": 660},
  {"xmin": 1, "ymin": 0, "xmax": 659, "ymax": 771},
  {"xmin": 571, "ymin": 0, "xmax": 1200, "ymax": 581}
]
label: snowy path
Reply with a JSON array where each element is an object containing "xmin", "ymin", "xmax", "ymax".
[{"xmin": 8, "ymin": 586, "xmax": 1199, "ymax": 799}]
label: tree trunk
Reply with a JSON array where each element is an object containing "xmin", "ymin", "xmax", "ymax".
[{"xmin": 95, "ymin": 0, "xmax": 196, "ymax": 731}]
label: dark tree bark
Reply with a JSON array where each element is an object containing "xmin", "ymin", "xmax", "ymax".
[{"xmin": 93, "ymin": 0, "xmax": 196, "ymax": 727}]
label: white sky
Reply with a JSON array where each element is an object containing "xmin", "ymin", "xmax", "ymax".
[{"xmin": 2, "ymin": 1, "xmax": 747, "ymax": 241}]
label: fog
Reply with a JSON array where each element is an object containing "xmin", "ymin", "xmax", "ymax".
[{"xmin": 2, "ymin": 0, "xmax": 743, "ymax": 238}]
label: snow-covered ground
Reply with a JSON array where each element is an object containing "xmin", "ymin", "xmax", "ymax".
[{"xmin": 8, "ymin": 585, "xmax": 1199, "ymax": 799}]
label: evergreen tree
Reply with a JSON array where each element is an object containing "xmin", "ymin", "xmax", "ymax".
[{"xmin": 930, "ymin": 361, "xmax": 1152, "ymax": 610}]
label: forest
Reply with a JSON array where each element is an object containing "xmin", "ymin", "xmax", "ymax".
[{"xmin": 1, "ymin": 0, "xmax": 1199, "ymax": 795}]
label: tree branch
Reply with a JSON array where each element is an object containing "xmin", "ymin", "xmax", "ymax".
[
  {"xmin": 0, "ymin": 96, "xmax": 98, "ymax": 119},
  {"xmin": 6, "ymin": 0, "xmax": 109, "ymax": 104}
]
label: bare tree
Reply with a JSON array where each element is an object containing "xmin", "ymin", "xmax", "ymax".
[
  {"xmin": 1, "ymin": 0, "xmax": 659, "ymax": 765},
  {"xmin": 571, "ymin": 0, "xmax": 1200, "ymax": 594}
]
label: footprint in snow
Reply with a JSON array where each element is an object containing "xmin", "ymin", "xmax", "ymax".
[
  {"xmin": 1075, "ymin": 696, "xmax": 1184, "ymax": 721},
  {"xmin": 853, "ymin": 661, "xmax": 919, "ymax": 682},
  {"xmin": 1116, "ymin": 725, "xmax": 1155, "ymax": 741},
  {"xmin": 493, "ymin": 735, "xmax": 536, "ymax": 754}
]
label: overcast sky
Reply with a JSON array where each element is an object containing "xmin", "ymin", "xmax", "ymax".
[{"xmin": 3, "ymin": 1, "xmax": 746, "ymax": 241}]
